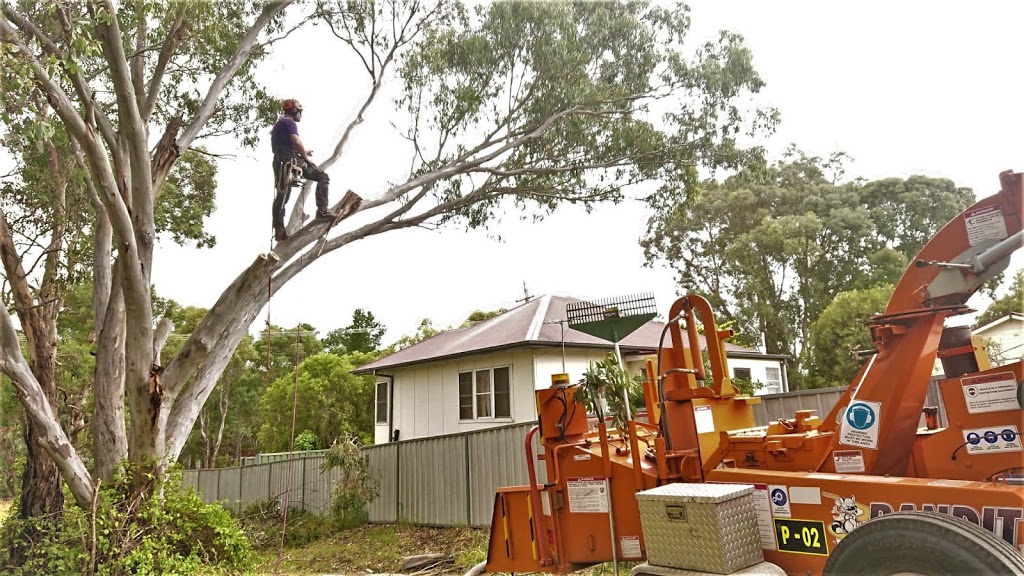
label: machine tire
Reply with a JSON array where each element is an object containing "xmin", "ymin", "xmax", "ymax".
[{"xmin": 822, "ymin": 511, "xmax": 1024, "ymax": 575}]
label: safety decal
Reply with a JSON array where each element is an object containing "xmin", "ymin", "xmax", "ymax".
[
  {"xmin": 832, "ymin": 450, "xmax": 865, "ymax": 473},
  {"xmin": 961, "ymin": 372, "xmax": 1020, "ymax": 414},
  {"xmin": 962, "ymin": 425, "xmax": 1021, "ymax": 455},
  {"xmin": 693, "ymin": 404, "xmax": 715, "ymax": 434},
  {"xmin": 964, "ymin": 205, "xmax": 1008, "ymax": 246},
  {"xmin": 773, "ymin": 518, "xmax": 829, "ymax": 556},
  {"xmin": 752, "ymin": 484, "xmax": 777, "ymax": 550},
  {"xmin": 769, "ymin": 485, "xmax": 791, "ymax": 518},
  {"xmin": 566, "ymin": 477, "xmax": 608, "ymax": 513},
  {"xmin": 620, "ymin": 536, "xmax": 642, "ymax": 558},
  {"xmin": 840, "ymin": 400, "xmax": 881, "ymax": 449}
]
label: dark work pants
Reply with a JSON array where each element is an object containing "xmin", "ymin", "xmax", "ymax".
[{"xmin": 272, "ymin": 151, "xmax": 330, "ymax": 230}]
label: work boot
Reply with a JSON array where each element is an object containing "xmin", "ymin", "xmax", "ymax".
[
  {"xmin": 274, "ymin": 227, "xmax": 288, "ymax": 242},
  {"xmin": 315, "ymin": 207, "xmax": 337, "ymax": 220}
]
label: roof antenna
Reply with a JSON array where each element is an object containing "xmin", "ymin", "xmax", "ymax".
[{"xmin": 515, "ymin": 281, "xmax": 534, "ymax": 305}]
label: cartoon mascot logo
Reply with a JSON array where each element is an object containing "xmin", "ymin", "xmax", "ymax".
[{"xmin": 824, "ymin": 492, "xmax": 868, "ymax": 545}]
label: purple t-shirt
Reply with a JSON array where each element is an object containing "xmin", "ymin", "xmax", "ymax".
[{"xmin": 271, "ymin": 116, "xmax": 298, "ymax": 150}]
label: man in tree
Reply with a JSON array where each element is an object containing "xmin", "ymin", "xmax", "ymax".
[{"xmin": 271, "ymin": 98, "xmax": 335, "ymax": 241}]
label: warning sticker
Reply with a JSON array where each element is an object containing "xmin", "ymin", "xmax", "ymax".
[
  {"xmin": 833, "ymin": 450, "xmax": 866, "ymax": 473},
  {"xmin": 964, "ymin": 205, "xmax": 1008, "ymax": 246},
  {"xmin": 566, "ymin": 477, "xmax": 608, "ymax": 513},
  {"xmin": 962, "ymin": 373, "xmax": 1021, "ymax": 414},
  {"xmin": 963, "ymin": 425, "xmax": 1022, "ymax": 455},
  {"xmin": 694, "ymin": 404, "xmax": 715, "ymax": 434},
  {"xmin": 769, "ymin": 485, "xmax": 791, "ymax": 518},
  {"xmin": 620, "ymin": 536, "xmax": 642, "ymax": 558},
  {"xmin": 840, "ymin": 400, "xmax": 881, "ymax": 449},
  {"xmin": 753, "ymin": 484, "xmax": 777, "ymax": 550}
]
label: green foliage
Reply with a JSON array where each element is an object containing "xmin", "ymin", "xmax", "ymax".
[
  {"xmin": 386, "ymin": 318, "xmax": 445, "ymax": 352},
  {"xmin": 323, "ymin": 309, "xmax": 387, "ymax": 354},
  {"xmin": 0, "ymin": 376, "xmax": 24, "ymax": 500},
  {"xmin": 804, "ymin": 284, "xmax": 894, "ymax": 389},
  {"xmin": 294, "ymin": 430, "xmax": 320, "ymax": 451},
  {"xmin": 321, "ymin": 436, "xmax": 378, "ymax": 529},
  {"xmin": 258, "ymin": 352, "xmax": 377, "ymax": 450},
  {"xmin": 460, "ymin": 308, "xmax": 508, "ymax": 327},
  {"xmin": 643, "ymin": 148, "xmax": 974, "ymax": 388},
  {"xmin": 975, "ymin": 270, "xmax": 1023, "ymax": 328},
  {"xmin": 0, "ymin": 466, "xmax": 254, "ymax": 575},
  {"xmin": 253, "ymin": 323, "xmax": 324, "ymax": 384},
  {"xmin": 575, "ymin": 353, "xmax": 643, "ymax": 432},
  {"xmin": 396, "ymin": 0, "xmax": 775, "ymax": 229}
]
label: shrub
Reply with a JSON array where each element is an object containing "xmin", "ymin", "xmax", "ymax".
[
  {"xmin": 321, "ymin": 436, "xmax": 378, "ymax": 529},
  {"xmin": 0, "ymin": 465, "xmax": 254, "ymax": 575}
]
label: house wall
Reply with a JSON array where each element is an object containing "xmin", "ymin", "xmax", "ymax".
[
  {"xmin": 977, "ymin": 319, "xmax": 1024, "ymax": 366},
  {"xmin": 373, "ymin": 347, "xmax": 790, "ymax": 444},
  {"xmin": 728, "ymin": 357, "xmax": 789, "ymax": 395},
  {"xmin": 374, "ymin": 349, "xmax": 537, "ymax": 444}
]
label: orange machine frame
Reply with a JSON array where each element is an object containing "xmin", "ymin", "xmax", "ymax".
[{"xmin": 486, "ymin": 170, "xmax": 1024, "ymax": 575}]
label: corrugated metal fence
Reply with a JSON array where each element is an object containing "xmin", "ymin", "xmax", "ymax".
[{"xmin": 186, "ymin": 385, "xmax": 935, "ymax": 527}]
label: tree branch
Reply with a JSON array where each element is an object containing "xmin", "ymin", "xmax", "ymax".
[
  {"xmin": 142, "ymin": 3, "xmax": 187, "ymax": 123},
  {"xmin": 175, "ymin": 0, "xmax": 294, "ymax": 153}
]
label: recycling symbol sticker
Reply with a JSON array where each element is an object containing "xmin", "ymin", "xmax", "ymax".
[{"xmin": 840, "ymin": 400, "xmax": 881, "ymax": 449}]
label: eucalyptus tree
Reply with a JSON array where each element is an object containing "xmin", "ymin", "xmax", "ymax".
[
  {"xmin": 0, "ymin": 0, "xmax": 773, "ymax": 511},
  {"xmin": 642, "ymin": 150, "xmax": 974, "ymax": 387}
]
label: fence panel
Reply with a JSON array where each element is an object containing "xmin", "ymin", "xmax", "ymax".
[
  {"xmin": 240, "ymin": 462, "xmax": 272, "ymax": 510},
  {"xmin": 365, "ymin": 443, "xmax": 398, "ymax": 523},
  {"xmin": 397, "ymin": 435, "xmax": 467, "ymax": 526},
  {"xmin": 217, "ymin": 467, "xmax": 243, "ymax": 514},
  {"xmin": 467, "ymin": 422, "xmax": 538, "ymax": 526}
]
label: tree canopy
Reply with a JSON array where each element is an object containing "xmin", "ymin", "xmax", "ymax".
[
  {"xmin": 642, "ymin": 149, "xmax": 974, "ymax": 387},
  {"xmin": 975, "ymin": 270, "xmax": 1023, "ymax": 328}
]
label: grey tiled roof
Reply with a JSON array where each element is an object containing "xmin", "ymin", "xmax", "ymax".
[{"xmin": 353, "ymin": 295, "xmax": 758, "ymax": 374}]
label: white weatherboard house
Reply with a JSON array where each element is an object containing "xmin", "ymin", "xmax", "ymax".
[
  {"xmin": 353, "ymin": 295, "xmax": 790, "ymax": 445},
  {"xmin": 974, "ymin": 312, "xmax": 1024, "ymax": 366}
]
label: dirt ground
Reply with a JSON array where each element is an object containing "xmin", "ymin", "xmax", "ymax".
[
  {"xmin": 252, "ymin": 523, "xmax": 489, "ymax": 575},
  {"xmin": 251, "ymin": 522, "xmax": 635, "ymax": 576}
]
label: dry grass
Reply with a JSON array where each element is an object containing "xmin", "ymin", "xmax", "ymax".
[
  {"xmin": 252, "ymin": 523, "xmax": 488, "ymax": 575},
  {"xmin": 250, "ymin": 521, "xmax": 638, "ymax": 576}
]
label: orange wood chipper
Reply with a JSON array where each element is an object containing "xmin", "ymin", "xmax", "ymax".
[{"xmin": 485, "ymin": 170, "xmax": 1024, "ymax": 575}]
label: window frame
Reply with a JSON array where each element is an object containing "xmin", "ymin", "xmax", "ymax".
[
  {"xmin": 733, "ymin": 367, "xmax": 752, "ymax": 381},
  {"xmin": 458, "ymin": 365, "xmax": 513, "ymax": 422},
  {"xmin": 375, "ymin": 381, "xmax": 389, "ymax": 424}
]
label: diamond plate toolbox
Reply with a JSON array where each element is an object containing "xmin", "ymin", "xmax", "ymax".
[{"xmin": 635, "ymin": 483, "xmax": 763, "ymax": 574}]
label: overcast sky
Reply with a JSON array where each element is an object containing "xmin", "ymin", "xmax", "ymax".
[{"xmin": 143, "ymin": 1, "xmax": 1022, "ymax": 345}]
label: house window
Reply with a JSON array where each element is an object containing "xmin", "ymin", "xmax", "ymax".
[
  {"xmin": 376, "ymin": 381, "xmax": 389, "ymax": 424},
  {"xmin": 764, "ymin": 367, "xmax": 782, "ymax": 395},
  {"xmin": 733, "ymin": 367, "xmax": 752, "ymax": 381},
  {"xmin": 459, "ymin": 366, "xmax": 512, "ymax": 420}
]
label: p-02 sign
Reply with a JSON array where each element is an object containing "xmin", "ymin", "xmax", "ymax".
[{"xmin": 773, "ymin": 518, "xmax": 828, "ymax": 556}]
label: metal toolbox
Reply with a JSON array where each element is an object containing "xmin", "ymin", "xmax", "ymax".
[{"xmin": 635, "ymin": 483, "xmax": 763, "ymax": 574}]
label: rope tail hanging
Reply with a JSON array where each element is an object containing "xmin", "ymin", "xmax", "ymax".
[{"xmin": 277, "ymin": 322, "xmax": 302, "ymax": 571}]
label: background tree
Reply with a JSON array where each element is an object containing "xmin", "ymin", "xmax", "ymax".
[
  {"xmin": 258, "ymin": 351, "xmax": 377, "ymax": 450},
  {"xmin": 460, "ymin": 308, "xmax": 508, "ymax": 327},
  {"xmin": 803, "ymin": 284, "xmax": 894, "ymax": 389},
  {"xmin": 643, "ymin": 149, "xmax": 973, "ymax": 387},
  {"xmin": 386, "ymin": 318, "xmax": 444, "ymax": 352},
  {"xmin": 323, "ymin": 309, "xmax": 386, "ymax": 354},
  {"xmin": 974, "ymin": 270, "xmax": 1023, "ymax": 328},
  {"xmin": 0, "ymin": 0, "xmax": 773, "ymax": 518}
]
